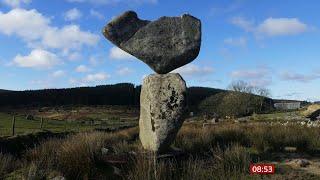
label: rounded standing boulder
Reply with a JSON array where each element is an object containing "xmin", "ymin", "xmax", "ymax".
[{"xmin": 139, "ymin": 73, "xmax": 187, "ymax": 152}]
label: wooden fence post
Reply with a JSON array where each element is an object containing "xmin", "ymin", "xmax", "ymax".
[
  {"xmin": 40, "ymin": 117, "xmax": 43, "ymax": 129},
  {"xmin": 12, "ymin": 115, "xmax": 16, "ymax": 136}
]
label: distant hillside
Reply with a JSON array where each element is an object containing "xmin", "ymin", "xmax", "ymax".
[
  {"xmin": 0, "ymin": 89, "xmax": 11, "ymax": 93},
  {"xmin": 0, "ymin": 84, "xmax": 225, "ymax": 108},
  {"xmin": 187, "ymin": 86, "xmax": 226, "ymax": 108}
]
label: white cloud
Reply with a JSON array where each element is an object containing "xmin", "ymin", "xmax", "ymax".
[
  {"xmin": 257, "ymin": 18, "xmax": 307, "ymax": 36},
  {"xmin": 0, "ymin": 8, "xmax": 99, "ymax": 52},
  {"xmin": 173, "ymin": 64, "xmax": 214, "ymax": 76},
  {"xmin": 70, "ymin": 72, "xmax": 110, "ymax": 86},
  {"xmin": 66, "ymin": 0, "xmax": 157, "ymax": 5},
  {"xmin": 42, "ymin": 25, "xmax": 99, "ymax": 51},
  {"xmin": 230, "ymin": 17, "xmax": 254, "ymax": 32},
  {"xmin": 2, "ymin": 0, "xmax": 31, "ymax": 8},
  {"xmin": 30, "ymin": 79, "xmax": 52, "ymax": 88},
  {"xmin": 67, "ymin": 51, "xmax": 82, "ymax": 61},
  {"xmin": 83, "ymin": 72, "xmax": 110, "ymax": 82},
  {"xmin": 89, "ymin": 56, "xmax": 99, "ymax": 65},
  {"xmin": 69, "ymin": 78, "xmax": 88, "ymax": 87},
  {"xmin": 13, "ymin": 49, "xmax": 60, "ymax": 69},
  {"xmin": 280, "ymin": 71, "xmax": 319, "ymax": 83},
  {"xmin": 231, "ymin": 16, "xmax": 308, "ymax": 37},
  {"xmin": 248, "ymin": 79, "xmax": 272, "ymax": 87},
  {"xmin": 230, "ymin": 67, "xmax": 272, "ymax": 87},
  {"xmin": 75, "ymin": 65, "xmax": 90, "ymax": 73},
  {"xmin": 224, "ymin": 37, "xmax": 247, "ymax": 47},
  {"xmin": 109, "ymin": 47, "xmax": 133, "ymax": 60},
  {"xmin": 116, "ymin": 67, "xmax": 133, "ymax": 76},
  {"xmin": 231, "ymin": 68, "xmax": 269, "ymax": 79},
  {"xmin": 90, "ymin": 9, "xmax": 103, "ymax": 19},
  {"xmin": 0, "ymin": 9, "xmax": 51, "ymax": 41},
  {"xmin": 0, "ymin": 57, "xmax": 7, "ymax": 66},
  {"xmin": 64, "ymin": 8, "xmax": 82, "ymax": 21},
  {"xmin": 210, "ymin": 0, "xmax": 243, "ymax": 16},
  {"xmin": 89, "ymin": 54, "xmax": 107, "ymax": 65},
  {"xmin": 52, "ymin": 70, "xmax": 65, "ymax": 78}
]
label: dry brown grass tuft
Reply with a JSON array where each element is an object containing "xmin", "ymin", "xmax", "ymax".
[
  {"xmin": 0, "ymin": 153, "xmax": 20, "ymax": 178},
  {"xmin": 24, "ymin": 128, "xmax": 139, "ymax": 179},
  {"xmin": 125, "ymin": 144, "xmax": 252, "ymax": 180},
  {"xmin": 176, "ymin": 123, "xmax": 320, "ymax": 155}
]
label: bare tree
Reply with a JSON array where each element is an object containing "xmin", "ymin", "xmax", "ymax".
[
  {"xmin": 253, "ymin": 86, "xmax": 271, "ymax": 111},
  {"xmin": 228, "ymin": 80, "xmax": 254, "ymax": 93},
  {"xmin": 254, "ymin": 87, "xmax": 271, "ymax": 98},
  {"xmin": 229, "ymin": 80, "xmax": 271, "ymax": 97},
  {"xmin": 228, "ymin": 80, "xmax": 271, "ymax": 113}
]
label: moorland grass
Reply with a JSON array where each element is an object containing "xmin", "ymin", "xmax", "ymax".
[{"xmin": 1, "ymin": 123, "xmax": 320, "ymax": 179}]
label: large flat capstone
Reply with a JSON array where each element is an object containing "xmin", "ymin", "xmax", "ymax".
[
  {"xmin": 103, "ymin": 11, "xmax": 201, "ymax": 74},
  {"xmin": 139, "ymin": 73, "xmax": 187, "ymax": 152}
]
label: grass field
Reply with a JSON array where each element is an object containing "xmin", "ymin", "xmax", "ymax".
[
  {"xmin": 0, "ymin": 106, "xmax": 139, "ymax": 136},
  {"xmin": 1, "ymin": 122, "xmax": 320, "ymax": 179},
  {"xmin": 0, "ymin": 112, "xmax": 92, "ymax": 136},
  {"xmin": 249, "ymin": 111, "xmax": 307, "ymax": 122}
]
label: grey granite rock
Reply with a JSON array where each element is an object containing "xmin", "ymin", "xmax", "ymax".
[
  {"xmin": 103, "ymin": 11, "xmax": 150, "ymax": 47},
  {"xmin": 103, "ymin": 11, "xmax": 201, "ymax": 74},
  {"xmin": 139, "ymin": 73, "xmax": 187, "ymax": 152}
]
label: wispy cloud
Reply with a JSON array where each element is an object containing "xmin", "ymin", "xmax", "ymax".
[
  {"xmin": 116, "ymin": 67, "xmax": 134, "ymax": 76},
  {"xmin": 66, "ymin": 0, "xmax": 157, "ymax": 5},
  {"xmin": 210, "ymin": 0, "xmax": 243, "ymax": 16},
  {"xmin": 69, "ymin": 72, "xmax": 111, "ymax": 86},
  {"xmin": 224, "ymin": 37, "xmax": 247, "ymax": 47},
  {"xmin": 1, "ymin": 0, "xmax": 31, "ymax": 8},
  {"xmin": 89, "ymin": 54, "xmax": 106, "ymax": 66},
  {"xmin": 66, "ymin": 51, "xmax": 82, "ymax": 61},
  {"xmin": 30, "ymin": 79, "xmax": 52, "ymax": 89},
  {"xmin": 83, "ymin": 72, "xmax": 110, "ymax": 82},
  {"xmin": 109, "ymin": 47, "xmax": 133, "ymax": 60},
  {"xmin": 75, "ymin": 65, "xmax": 90, "ymax": 73},
  {"xmin": 90, "ymin": 9, "xmax": 103, "ymax": 19},
  {"xmin": 280, "ymin": 71, "xmax": 320, "ymax": 83},
  {"xmin": 64, "ymin": 8, "xmax": 82, "ymax": 21},
  {"xmin": 51, "ymin": 70, "xmax": 66, "ymax": 78},
  {"xmin": 230, "ymin": 66, "xmax": 272, "ymax": 87},
  {"xmin": 230, "ymin": 17, "xmax": 255, "ymax": 32},
  {"xmin": 231, "ymin": 17, "xmax": 309, "ymax": 37},
  {"xmin": 173, "ymin": 64, "xmax": 214, "ymax": 76},
  {"xmin": 231, "ymin": 67, "xmax": 269, "ymax": 79}
]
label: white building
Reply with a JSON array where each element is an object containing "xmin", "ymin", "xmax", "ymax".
[{"xmin": 274, "ymin": 102, "xmax": 301, "ymax": 110}]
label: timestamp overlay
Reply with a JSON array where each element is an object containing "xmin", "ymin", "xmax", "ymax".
[{"xmin": 250, "ymin": 164, "xmax": 275, "ymax": 175}]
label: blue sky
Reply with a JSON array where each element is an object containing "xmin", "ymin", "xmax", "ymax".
[{"xmin": 0, "ymin": 0, "xmax": 319, "ymax": 101}]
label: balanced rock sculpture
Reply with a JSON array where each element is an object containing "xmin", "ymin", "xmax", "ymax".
[{"xmin": 103, "ymin": 11, "xmax": 201, "ymax": 153}]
